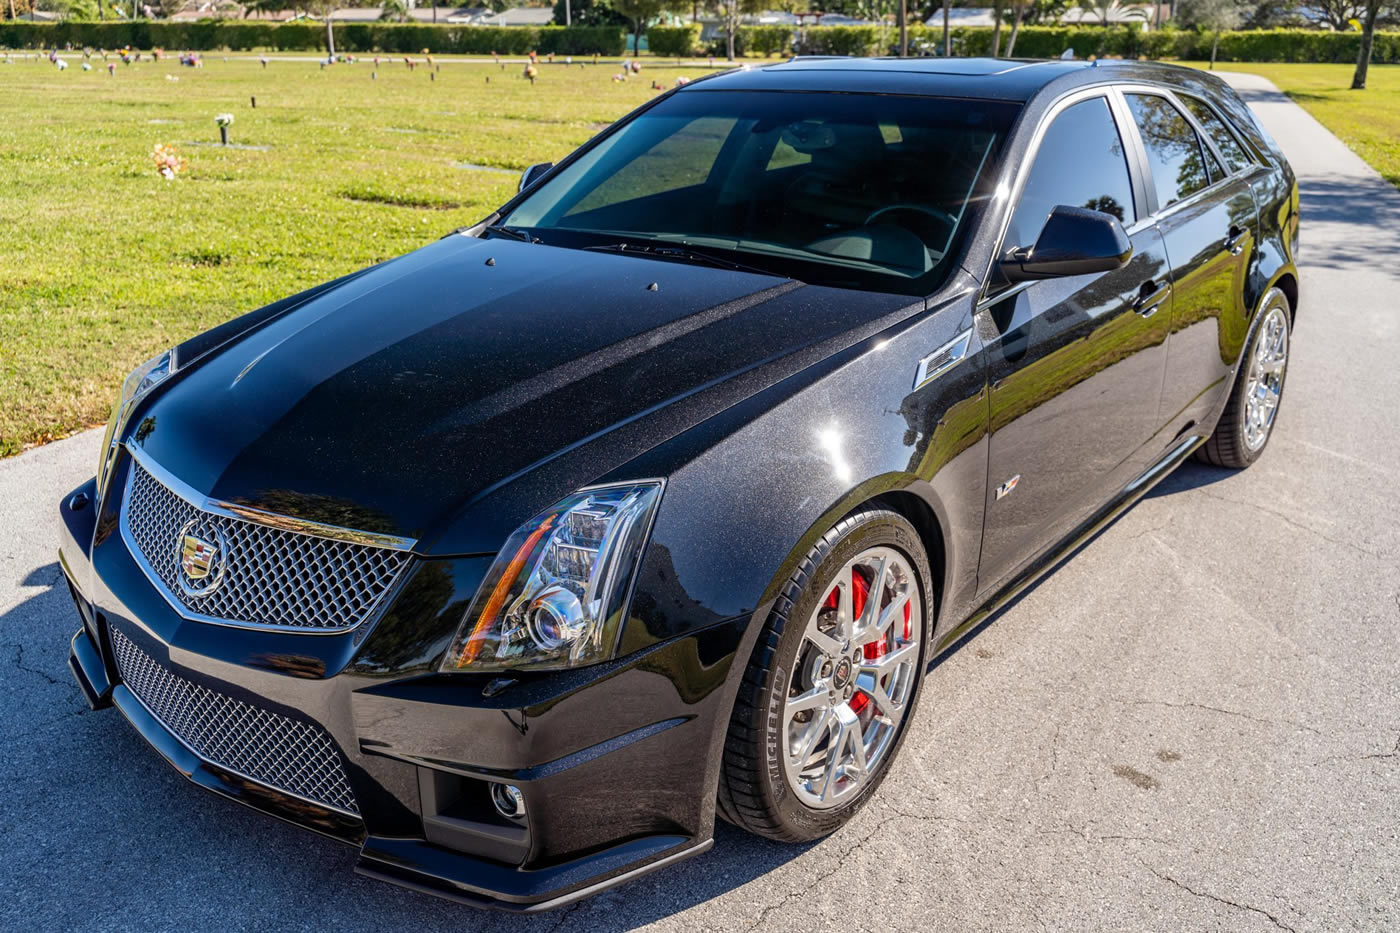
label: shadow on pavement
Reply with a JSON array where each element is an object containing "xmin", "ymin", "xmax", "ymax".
[{"xmin": 0, "ymin": 567, "xmax": 809, "ymax": 931}]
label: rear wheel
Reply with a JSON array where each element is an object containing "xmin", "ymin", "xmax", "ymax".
[
  {"xmin": 1198, "ymin": 287, "xmax": 1291, "ymax": 469},
  {"xmin": 718, "ymin": 506, "xmax": 932, "ymax": 842}
]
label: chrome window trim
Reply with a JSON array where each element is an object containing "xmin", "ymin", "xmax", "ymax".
[
  {"xmin": 123, "ymin": 443, "xmax": 417, "ymax": 551},
  {"xmin": 1114, "ymin": 85, "xmax": 1259, "ymax": 225},
  {"xmin": 977, "ymin": 84, "xmax": 1145, "ymax": 306},
  {"xmin": 1172, "ymin": 90, "xmax": 1259, "ymax": 174}
]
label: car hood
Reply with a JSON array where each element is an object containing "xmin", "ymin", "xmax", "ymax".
[{"xmin": 131, "ymin": 234, "xmax": 919, "ymax": 552}]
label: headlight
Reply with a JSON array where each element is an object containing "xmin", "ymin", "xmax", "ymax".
[
  {"xmin": 95, "ymin": 349, "xmax": 174, "ymax": 505},
  {"xmin": 442, "ymin": 482, "xmax": 663, "ymax": 672}
]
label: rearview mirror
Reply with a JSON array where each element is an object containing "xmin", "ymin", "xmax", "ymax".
[
  {"xmin": 999, "ymin": 205, "xmax": 1132, "ymax": 283},
  {"xmin": 518, "ymin": 162, "xmax": 553, "ymax": 194}
]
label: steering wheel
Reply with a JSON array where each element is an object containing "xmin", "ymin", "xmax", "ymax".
[{"xmin": 865, "ymin": 203, "xmax": 958, "ymax": 228}]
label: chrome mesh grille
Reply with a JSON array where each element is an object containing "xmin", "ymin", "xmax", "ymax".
[
  {"xmin": 121, "ymin": 459, "xmax": 410, "ymax": 631},
  {"xmin": 110, "ymin": 627, "xmax": 360, "ymax": 815}
]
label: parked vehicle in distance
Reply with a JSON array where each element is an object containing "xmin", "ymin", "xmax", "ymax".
[{"xmin": 59, "ymin": 57, "xmax": 1298, "ymax": 910}]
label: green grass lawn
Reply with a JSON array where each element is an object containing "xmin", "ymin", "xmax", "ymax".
[
  {"xmin": 1185, "ymin": 61, "xmax": 1400, "ymax": 187},
  {"xmin": 2, "ymin": 57, "xmax": 1397, "ymax": 458},
  {"xmin": 0, "ymin": 54, "xmax": 708, "ymax": 456}
]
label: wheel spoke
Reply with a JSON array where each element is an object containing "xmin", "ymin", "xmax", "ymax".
[
  {"xmin": 792, "ymin": 708, "xmax": 833, "ymax": 769},
  {"xmin": 818, "ymin": 704, "xmax": 863, "ymax": 801},
  {"xmin": 783, "ymin": 545, "xmax": 922, "ymax": 810},
  {"xmin": 786, "ymin": 685, "xmax": 830, "ymax": 718},
  {"xmin": 806, "ymin": 622, "xmax": 842, "ymax": 659},
  {"xmin": 846, "ymin": 713, "xmax": 869, "ymax": 777},
  {"xmin": 863, "ymin": 557, "xmax": 888, "ymax": 630},
  {"xmin": 837, "ymin": 574, "xmax": 853, "ymax": 644},
  {"xmin": 876, "ymin": 591, "xmax": 910, "ymax": 635},
  {"xmin": 859, "ymin": 639, "xmax": 918, "ymax": 677}
]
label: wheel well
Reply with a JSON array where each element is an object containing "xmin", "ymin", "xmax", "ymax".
[
  {"xmin": 1274, "ymin": 272, "xmax": 1298, "ymax": 322},
  {"xmin": 872, "ymin": 491, "xmax": 946, "ymax": 623}
]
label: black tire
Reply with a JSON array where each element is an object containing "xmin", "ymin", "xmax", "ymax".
[
  {"xmin": 717, "ymin": 504, "xmax": 933, "ymax": 842},
  {"xmin": 1197, "ymin": 286, "xmax": 1292, "ymax": 469}
]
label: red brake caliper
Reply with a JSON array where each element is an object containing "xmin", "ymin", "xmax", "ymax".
[{"xmin": 824, "ymin": 570, "xmax": 911, "ymax": 718}]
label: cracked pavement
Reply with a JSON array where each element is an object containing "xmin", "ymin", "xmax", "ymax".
[{"xmin": 1, "ymin": 73, "xmax": 1396, "ymax": 931}]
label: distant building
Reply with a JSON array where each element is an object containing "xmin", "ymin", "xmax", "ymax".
[
  {"xmin": 922, "ymin": 8, "xmax": 998, "ymax": 27},
  {"xmin": 475, "ymin": 7, "xmax": 556, "ymax": 26}
]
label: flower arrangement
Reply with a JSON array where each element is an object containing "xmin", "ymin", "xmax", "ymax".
[
  {"xmin": 214, "ymin": 113, "xmax": 234, "ymax": 128},
  {"xmin": 152, "ymin": 143, "xmax": 187, "ymax": 180}
]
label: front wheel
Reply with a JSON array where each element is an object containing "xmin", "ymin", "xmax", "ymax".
[
  {"xmin": 717, "ymin": 505, "xmax": 932, "ymax": 842},
  {"xmin": 1198, "ymin": 287, "xmax": 1292, "ymax": 469}
]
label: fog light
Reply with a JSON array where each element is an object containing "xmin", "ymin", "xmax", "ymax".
[{"xmin": 491, "ymin": 782, "xmax": 526, "ymax": 821}]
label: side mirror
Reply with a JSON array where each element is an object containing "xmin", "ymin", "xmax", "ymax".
[
  {"xmin": 999, "ymin": 205, "xmax": 1132, "ymax": 283},
  {"xmin": 518, "ymin": 162, "xmax": 553, "ymax": 194}
]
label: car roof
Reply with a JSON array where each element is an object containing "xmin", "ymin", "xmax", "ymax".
[{"xmin": 684, "ymin": 57, "xmax": 1217, "ymax": 104}]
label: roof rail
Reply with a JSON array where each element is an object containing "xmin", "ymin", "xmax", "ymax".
[{"xmin": 786, "ymin": 55, "xmax": 849, "ymax": 62}]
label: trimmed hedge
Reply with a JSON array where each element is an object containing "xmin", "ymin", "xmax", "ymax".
[
  {"xmin": 903, "ymin": 25, "xmax": 1400, "ymax": 63},
  {"xmin": 2, "ymin": 21, "xmax": 1397, "ymax": 63},
  {"xmin": 646, "ymin": 24, "xmax": 701, "ymax": 58},
  {"xmin": 744, "ymin": 25, "xmax": 795, "ymax": 57},
  {"xmin": 0, "ymin": 21, "xmax": 626, "ymax": 55}
]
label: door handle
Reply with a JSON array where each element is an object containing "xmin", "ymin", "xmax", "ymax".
[
  {"xmin": 1224, "ymin": 225, "xmax": 1248, "ymax": 255},
  {"xmin": 1132, "ymin": 281, "xmax": 1171, "ymax": 318}
]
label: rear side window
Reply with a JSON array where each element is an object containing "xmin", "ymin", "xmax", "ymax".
[
  {"xmin": 1125, "ymin": 94, "xmax": 1211, "ymax": 210},
  {"xmin": 1180, "ymin": 95, "xmax": 1252, "ymax": 175},
  {"xmin": 1005, "ymin": 97, "xmax": 1136, "ymax": 250}
]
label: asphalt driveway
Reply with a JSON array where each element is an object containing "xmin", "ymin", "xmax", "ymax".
[{"xmin": 1, "ymin": 73, "xmax": 1396, "ymax": 932}]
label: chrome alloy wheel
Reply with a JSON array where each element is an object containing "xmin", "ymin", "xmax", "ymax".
[
  {"xmin": 782, "ymin": 546, "xmax": 921, "ymax": 809},
  {"xmin": 1243, "ymin": 305, "xmax": 1290, "ymax": 452}
]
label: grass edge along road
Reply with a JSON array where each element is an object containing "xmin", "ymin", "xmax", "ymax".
[
  {"xmin": 1, "ymin": 59, "xmax": 1396, "ymax": 458},
  {"xmin": 1184, "ymin": 60, "xmax": 1400, "ymax": 187}
]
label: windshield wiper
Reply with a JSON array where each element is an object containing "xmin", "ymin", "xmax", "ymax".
[
  {"xmin": 583, "ymin": 242, "xmax": 787, "ymax": 280},
  {"xmin": 484, "ymin": 224, "xmax": 534, "ymax": 243}
]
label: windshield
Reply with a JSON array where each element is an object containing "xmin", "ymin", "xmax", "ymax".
[{"xmin": 500, "ymin": 90, "xmax": 1020, "ymax": 296}]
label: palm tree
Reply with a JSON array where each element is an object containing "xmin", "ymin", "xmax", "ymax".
[{"xmin": 1077, "ymin": 0, "xmax": 1149, "ymax": 24}]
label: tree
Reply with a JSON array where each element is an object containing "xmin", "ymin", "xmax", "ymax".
[
  {"xmin": 1176, "ymin": 0, "xmax": 1245, "ymax": 68},
  {"xmin": 1005, "ymin": 0, "xmax": 1029, "ymax": 55},
  {"xmin": 614, "ymin": 0, "xmax": 666, "ymax": 53},
  {"xmin": 297, "ymin": 0, "xmax": 338, "ymax": 56},
  {"xmin": 1351, "ymin": 0, "xmax": 1382, "ymax": 88},
  {"xmin": 991, "ymin": 0, "xmax": 1003, "ymax": 56},
  {"xmin": 1077, "ymin": 0, "xmax": 1149, "ymax": 23},
  {"xmin": 379, "ymin": 0, "xmax": 408, "ymax": 20},
  {"xmin": 36, "ymin": 0, "xmax": 99, "ymax": 17},
  {"xmin": 1025, "ymin": 0, "xmax": 1070, "ymax": 23},
  {"xmin": 1305, "ymin": 0, "xmax": 1365, "ymax": 28},
  {"xmin": 720, "ymin": 0, "xmax": 763, "ymax": 60},
  {"xmin": 553, "ymin": 0, "xmax": 627, "ymax": 25}
]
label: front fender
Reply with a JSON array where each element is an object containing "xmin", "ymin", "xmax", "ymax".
[{"xmin": 615, "ymin": 287, "xmax": 989, "ymax": 661}]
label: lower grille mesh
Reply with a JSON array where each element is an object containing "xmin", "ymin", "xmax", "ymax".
[{"xmin": 111, "ymin": 627, "xmax": 360, "ymax": 815}]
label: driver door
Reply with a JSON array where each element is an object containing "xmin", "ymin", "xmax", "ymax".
[{"xmin": 976, "ymin": 93, "xmax": 1172, "ymax": 592}]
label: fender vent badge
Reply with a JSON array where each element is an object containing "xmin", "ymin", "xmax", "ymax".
[
  {"xmin": 913, "ymin": 329, "xmax": 972, "ymax": 390},
  {"xmin": 996, "ymin": 475, "xmax": 1021, "ymax": 500}
]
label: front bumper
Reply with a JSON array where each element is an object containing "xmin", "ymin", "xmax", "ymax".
[{"xmin": 59, "ymin": 471, "xmax": 741, "ymax": 909}]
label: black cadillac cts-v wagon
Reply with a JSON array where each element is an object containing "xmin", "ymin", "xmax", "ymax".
[{"xmin": 60, "ymin": 57, "xmax": 1299, "ymax": 909}]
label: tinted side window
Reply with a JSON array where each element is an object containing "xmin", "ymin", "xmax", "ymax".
[
  {"xmin": 1180, "ymin": 95, "xmax": 1252, "ymax": 174},
  {"xmin": 1125, "ymin": 94, "xmax": 1211, "ymax": 210},
  {"xmin": 1005, "ymin": 97, "xmax": 1135, "ymax": 250}
]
